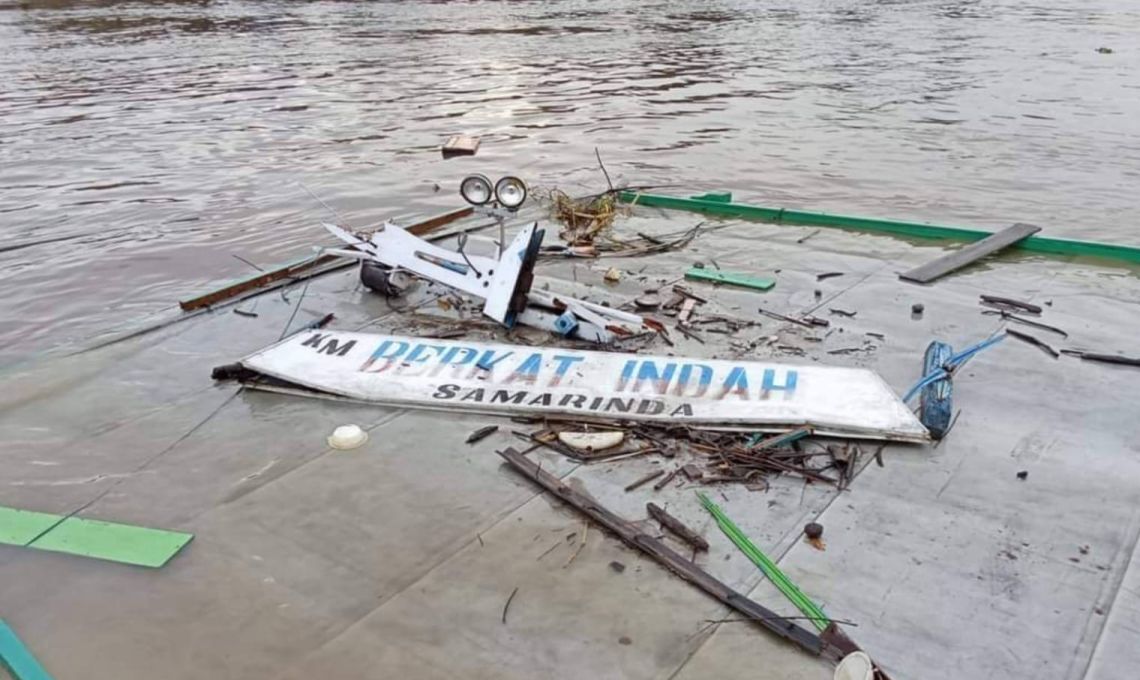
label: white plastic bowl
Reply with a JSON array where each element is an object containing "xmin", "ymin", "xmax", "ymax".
[{"xmin": 834, "ymin": 651, "xmax": 873, "ymax": 680}]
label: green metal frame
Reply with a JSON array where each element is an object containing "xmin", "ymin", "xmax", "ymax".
[{"xmin": 619, "ymin": 191, "xmax": 1140, "ymax": 266}]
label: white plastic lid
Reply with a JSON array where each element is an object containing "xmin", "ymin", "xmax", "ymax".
[
  {"xmin": 834, "ymin": 651, "xmax": 873, "ymax": 680},
  {"xmin": 328, "ymin": 424, "xmax": 369, "ymax": 450}
]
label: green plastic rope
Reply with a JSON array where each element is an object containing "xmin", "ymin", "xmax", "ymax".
[{"xmin": 697, "ymin": 492, "xmax": 831, "ymax": 631}]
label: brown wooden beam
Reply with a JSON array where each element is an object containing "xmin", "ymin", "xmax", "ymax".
[
  {"xmin": 178, "ymin": 206, "xmax": 474, "ymax": 312},
  {"xmin": 496, "ymin": 446, "xmax": 829, "ymax": 658}
]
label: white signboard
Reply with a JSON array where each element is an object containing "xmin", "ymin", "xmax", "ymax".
[{"xmin": 240, "ymin": 331, "xmax": 929, "ymax": 441}]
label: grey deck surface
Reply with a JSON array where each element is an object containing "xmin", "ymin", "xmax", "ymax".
[{"xmin": 2, "ymin": 207, "xmax": 1138, "ymax": 680}]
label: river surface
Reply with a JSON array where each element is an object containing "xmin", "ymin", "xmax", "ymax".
[{"xmin": 1, "ymin": 0, "xmax": 1137, "ymax": 363}]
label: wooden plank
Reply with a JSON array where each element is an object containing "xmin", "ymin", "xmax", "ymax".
[
  {"xmin": 898, "ymin": 222, "xmax": 1041, "ymax": 283},
  {"xmin": 684, "ymin": 267, "xmax": 775, "ymax": 291},
  {"xmin": 406, "ymin": 206, "xmax": 474, "ymax": 236},
  {"xmin": 646, "ymin": 503, "xmax": 709, "ymax": 551},
  {"xmin": 178, "ymin": 207, "xmax": 474, "ymax": 311},
  {"xmin": 0, "ymin": 619, "xmax": 55, "ymax": 680},
  {"xmin": 495, "ymin": 447, "xmax": 832, "ymax": 658},
  {"xmin": 441, "ymin": 135, "xmax": 480, "ymax": 158}
]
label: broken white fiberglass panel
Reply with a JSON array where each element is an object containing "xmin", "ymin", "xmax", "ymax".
[{"xmin": 239, "ymin": 331, "xmax": 930, "ymax": 442}]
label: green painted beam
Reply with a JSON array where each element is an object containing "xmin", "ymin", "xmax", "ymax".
[
  {"xmin": 619, "ymin": 192, "xmax": 1140, "ymax": 266},
  {"xmin": 0, "ymin": 619, "xmax": 55, "ymax": 680}
]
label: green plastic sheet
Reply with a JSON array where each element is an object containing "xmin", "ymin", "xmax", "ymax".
[
  {"xmin": 0, "ymin": 508, "xmax": 61, "ymax": 546},
  {"xmin": 0, "ymin": 505, "xmax": 192, "ymax": 568},
  {"xmin": 29, "ymin": 517, "xmax": 193, "ymax": 568}
]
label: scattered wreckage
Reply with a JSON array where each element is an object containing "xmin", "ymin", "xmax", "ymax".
[
  {"xmin": 201, "ymin": 171, "xmax": 1140, "ymax": 680},
  {"xmin": 321, "ymin": 174, "xmax": 654, "ymax": 344}
]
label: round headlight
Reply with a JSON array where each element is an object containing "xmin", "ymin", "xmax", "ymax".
[
  {"xmin": 460, "ymin": 174, "xmax": 493, "ymax": 205},
  {"xmin": 494, "ymin": 176, "xmax": 527, "ymax": 209}
]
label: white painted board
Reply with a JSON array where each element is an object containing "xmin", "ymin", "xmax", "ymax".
[{"xmin": 240, "ymin": 331, "xmax": 929, "ymax": 442}]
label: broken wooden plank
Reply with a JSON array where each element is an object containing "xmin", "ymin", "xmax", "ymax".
[
  {"xmin": 1007, "ymin": 329, "xmax": 1059, "ymax": 358},
  {"xmin": 652, "ymin": 468, "xmax": 680, "ymax": 491},
  {"xmin": 979, "ymin": 294, "xmax": 1042, "ymax": 314},
  {"xmin": 647, "ymin": 503, "xmax": 709, "ymax": 551},
  {"xmin": 624, "ymin": 469, "xmax": 664, "ymax": 492},
  {"xmin": 442, "ymin": 135, "xmax": 480, "ymax": 158},
  {"xmin": 1061, "ymin": 350, "xmax": 1140, "ymax": 368},
  {"xmin": 981, "ymin": 309, "xmax": 1068, "ymax": 337},
  {"xmin": 685, "ymin": 267, "xmax": 776, "ymax": 292},
  {"xmin": 899, "ymin": 222, "xmax": 1041, "ymax": 283},
  {"xmin": 496, "ymin": 447, "xmax": 831, "ymax": 658},
  {"xmin": 465, "ymin": 425, "xmax": 499, "ymax": 445},
  {"xmin": 178, "ymin": 207, "xmax": 474, "ymax": 311}
]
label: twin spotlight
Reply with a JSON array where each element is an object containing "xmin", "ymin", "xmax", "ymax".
[{"xmin": 459, "ymin": 174, "xmax": 527, "ymax": 211}]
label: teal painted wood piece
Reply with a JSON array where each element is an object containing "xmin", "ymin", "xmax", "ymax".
[
  {"xmin": 0, "ymin": 619, "xmax": 55, "ymax": 680},
  {"xmin": 684, "ymin": 267, "xmax": 776, "ymax": 291}
]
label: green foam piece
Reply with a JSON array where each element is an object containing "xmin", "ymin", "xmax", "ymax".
[
  {"xmin": 28, "ymin": 517, "xmax": 193, "ymax": 568},
  {"xmin": 685, "ymin": 267, "xmax": 776, "ymax": 291},
  {"xmin": 0, "ymin": 619, "xmax": 55, "ymax": 680},
  {"xmin": 0, "ymin": 507, "xmax": 62, "ymax": 546}
]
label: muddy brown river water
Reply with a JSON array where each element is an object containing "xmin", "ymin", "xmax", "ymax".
[{"xmin": 1, "ymin": 0, "xmax": 1137, "ymax": 363}]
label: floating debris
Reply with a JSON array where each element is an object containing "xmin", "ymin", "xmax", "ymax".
[
  {"xmin": 1060, "ymin": 349, "xmax": 1140, "ymax": 368},
  {"xmin": 1007, "ymin": 329, "xmax": 1059, "ymax": 358},
  {"xmin": 625, "ymin": 469, "xmax": 665, "ymax": 492},
  {"xmin": 442, "ymin": 134, "xmax": 480, "ymax": 158},
  {"xmin": 647, "ymin": 502, "xmax": 709, "ymax": 552},
  {"xmin": 980, "ymin": 294, "xmax": 1042, "ymax": 315},
  {"xmin": 982, "ymin": 309, "xmax": 1068, "ymax": 337},
  {"xmin": 496, "ymin": 447, "xmax": 835, "ymax": 658},
  {"xmin": 686, "ymin": 267, "xmax": 776, "ymax": 292},
  {"xmin": 634, "ymin": 293, "xmax": 661, "ymax": 310},
  {"xmin": 900, "ymin": 223, "xmax": 1039, "ymax": 283},
  {"xmin": 328, "ymin": 424, "xmax": 368, "ymax": 450},
  {"xmin": 558, "ymin": 430, "xmax": 625, "ymax": 452},
  {"xmin": 466, "ymin": 425, "xmax": 499, "ymax": 445}
]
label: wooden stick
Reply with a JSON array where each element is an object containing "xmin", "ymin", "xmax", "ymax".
[
  {"xmin": 1007, "ymin": 329, "xmax": 1059, "ymax": 358},
  {"xmin": 501, "ymin": 587, "xmax": 519, "ymax": 624},
  {"xmin": 496, "ymin": 447, "xmax": 830, "ymax": 658},
  {"xmin": 624, "ymin": 469, "xmax": 664, "ymax": 492},
  {"xmin": 652, "ymin": 468, "xmax": 680, "ymax": 491},
  {"xmin": 647, "ymin": 503, "xmax": 710, "ymax": 552}
]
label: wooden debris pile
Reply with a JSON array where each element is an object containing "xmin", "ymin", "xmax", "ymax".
[
  {"xmin": 547, "ymin": 189, "xmax": 623, "ymax": 246},
  {"xmin": 513, "ymin": 418, "xmax": 876, "ymax": 492}
]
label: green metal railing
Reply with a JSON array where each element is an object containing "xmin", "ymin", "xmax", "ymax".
[{"xmin": 618, "ymin": 191, "xmax": 1140, "ymax": 266}]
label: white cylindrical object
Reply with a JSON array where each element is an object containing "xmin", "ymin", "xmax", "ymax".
[{"xmin": 328, "ymin": 424, "xmax": 369, "ymax": 450}]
